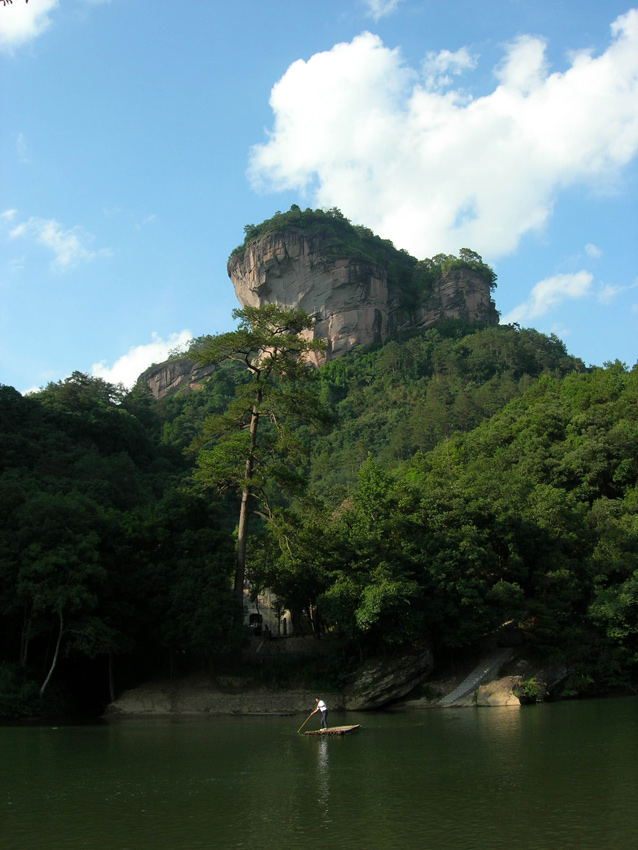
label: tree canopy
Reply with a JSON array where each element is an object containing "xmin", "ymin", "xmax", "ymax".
[{"xmin": 188, "ymin": 304, "xmax": 328, "ymax": 612}]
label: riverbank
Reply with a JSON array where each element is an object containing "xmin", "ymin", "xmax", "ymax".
[
  {"xmin": 105, "ymin": 648, "xmax": 548, "ymax": 716},
  {"xmin": 106, "ymin": 674, "xmax": 345, "ymax": 717}
]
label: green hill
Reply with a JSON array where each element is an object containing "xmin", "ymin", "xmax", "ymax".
[{"xmin": 1, "ymin": 216, "xmax": 636, "ymax": 716}]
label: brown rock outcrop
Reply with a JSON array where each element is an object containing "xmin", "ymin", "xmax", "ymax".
[
  {"xmin": 344, "ymin": 640, "xmax": 435, "ymax": 710},
  {"xmin": 140, "ymin": 227, "xmax": 498, "ymax": 398},
  {"xmin": 228, "ymin": 230, "xmax": 388, "ymax": 363},
  {"xmin": 388, "ymin": 267, "xmax": 498, "ymax": 333},
  {"xmin": 228, "ymin": 230, "xmax": 498, "ymax": 363},
  {"xmin": 475, "ymin": 676, "xmax": 522, "ymax": 707},
  {"xmin": 138, "ymin": 357, "xmax": 216, "ymax": 400}
]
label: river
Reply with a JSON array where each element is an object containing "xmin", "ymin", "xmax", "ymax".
[{"xmin": 2, "ymin": 697, "xmax": 637, "ymax": 849}]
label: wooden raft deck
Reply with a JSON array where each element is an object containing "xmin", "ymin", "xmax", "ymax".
[{"xmin": 304, "ymin": 724, "xmax": 361, "ymax": 736}]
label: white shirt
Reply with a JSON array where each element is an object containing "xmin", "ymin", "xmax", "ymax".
[{"xmin": 317, "ymin": 700, "xmax": 327, "ymax": 712}]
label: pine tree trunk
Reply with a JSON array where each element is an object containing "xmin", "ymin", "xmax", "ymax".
[
  {"xmin": 234, "ymin": 392, "xmax": 261, "ymax": 617},
  {"xmin": 108, "ymin": 653, "xmax": 115, "ymax": 704},
  {"xmin": 40, "ymin": 611, "xmax": 63, "ymax": 697},
  {"xmin": 20, "ymin": 604, "xmax": 32, "ymax": 667}
]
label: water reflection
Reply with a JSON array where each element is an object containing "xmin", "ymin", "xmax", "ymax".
[
  {"xmin": 315, "ymin": 736, "xmax": 331, "ymax": 822},
  {"xmin": 475, "ymin": 704, "xmax": 527, "ymax": 791}
]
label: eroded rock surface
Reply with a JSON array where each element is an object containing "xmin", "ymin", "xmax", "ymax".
[
  {"xmin": 475, "ymin": 676, "xmax": 522, "ymax": 707},
  {"xmin": 138, "ymin": 357, "xmax": 216, "ymax": 400},
  {"xmin": 344, "ymin": 641, "xmax": 435, "ymax": 710},
  {"xmin": 228, "ymin": 230, "xmax": 497, "ymax": 365},
  {"xmin": 228, "ymin": 231, "xmax": 388, "ymax": 364},
  {"xmin": 139, "ymin": 229, "xmax": 498, "ymax": 398},
  {"xmin": 389, "ymin": 267, "xmax": 498, "ymax": 333}
]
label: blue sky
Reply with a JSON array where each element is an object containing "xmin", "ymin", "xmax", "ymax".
[{"xmin": 1, "ymin": 0, "xmax": 637, "ymax": 393}]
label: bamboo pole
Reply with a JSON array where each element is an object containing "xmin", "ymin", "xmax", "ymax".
[{"xmin": 297, "ymin": 711, "xmax": 315, "ymax": 733}]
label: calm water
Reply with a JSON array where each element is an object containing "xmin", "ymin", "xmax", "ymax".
[{"xmin": 1, "ymin": 698, "xmax": 637, "ymax": 850}]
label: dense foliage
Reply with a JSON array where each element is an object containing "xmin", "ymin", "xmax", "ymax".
[
  {"xmin": 0, "ymin": 374, "xmax": 234, "ymax": 715},
  {"xmin": 1, "ymin": 285, "xmax": 636, "ymax": 716},
  {"xmin": 253, "ymin": 356, "xmax": 638, "ymax": 696},
  {"xmin": 309, "ymin": 321, "xmax": 583, "ymax": 496}
]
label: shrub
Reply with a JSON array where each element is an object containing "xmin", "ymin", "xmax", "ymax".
[{"xmin": 0, "ymin": 665, "xmax": 42, "ymax": 718}]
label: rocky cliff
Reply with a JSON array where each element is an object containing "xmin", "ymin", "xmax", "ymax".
[
  {"xmin": 228, "ymin": 230, "xmax": 386, "ymax": 363},
  {"xmin": 227, "ymin": 229, "xmax": 498, "ymax": 364},
  {"xmin": 138, "ymin": 357, "xmax": 216, "ymax": 400},
  {"xmin": 139, "ymin": 215, "xmax": 499, "ymax": 397},
  {"xmin": 388, "ymin": 266, "xmax": 499, "ymax": 333}
]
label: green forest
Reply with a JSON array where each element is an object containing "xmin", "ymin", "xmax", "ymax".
[{"xmin": 1, "ymin": 224, "xmax": 637, "ymax": 719}]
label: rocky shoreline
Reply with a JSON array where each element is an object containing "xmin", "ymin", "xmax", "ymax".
[
  {"xmin": 105, "ymin": 647, "xmax": 542, "ymax": 718},
  {"xmin": 106, "ymin": 678, "xmax": 345, "ymax": 718},
  {"xmin": 104, "ymin": 676, "xmax": 526, "ymax": 718}
]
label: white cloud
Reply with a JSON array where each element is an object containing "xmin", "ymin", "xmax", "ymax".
[
  {"xmin": 9, "ymin": 255, "xmax": 25, "ymax": 273},
  {"xmin": 494, "ymin": 35, "xmax": 550, "ymax": 95},
  {"xmin": 598, "ymin": 283, "xmax": 623, "ymax": 304},
  {"xmin": 423, "ymin": 47, "xmax": 478, "ymax": 91},
  {"xmin": 9, "ymin": 215, "xmax": 109, "ymax": 272},
  {"xmin": 91, "ymin": 330, "xmax": 193, "ymax": 389},
  {"xmin": 134, "ymin": 213, "xmax": 157, "ymax": 230},
  {"xmin": 249, "ymin": 10, "xmax": 638, "ymax": 261},
  {"xmin": 363, "ymin": 0, "xmax": 403, "ymax": 22},
  {"xmin": 585, "ymin": 243, "xmax": 602, "ymax": 258},
  {"xmin": 15, "ymin": 132, "xmax": 29, "ymax": 163},
  {"xmin": 501, "ymin": 271, "xmax": 594, "ymax": 324},
  {"xmin": 597, "ymin": 278, "xmax": 638, "ymax": 305},
  {"xmin": 1, "ymin": 209, "xmax": 18, "ymax": 222},
  {"xmin": 0, "ymin": 0, "xmax": 58, "ymax": 53}
]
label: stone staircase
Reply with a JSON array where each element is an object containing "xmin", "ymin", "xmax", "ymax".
[{"xmin": 437, "ymin": 647, "xmax": 514, "ymax": 706}]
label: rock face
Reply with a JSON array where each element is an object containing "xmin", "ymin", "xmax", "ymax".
[
  {"xmin": 388, "ymin": 267, "xmax": 498, "ymax": 334},
  {"xmin": 468, "ymin": 676, "xmax": 522, "ymax": 707},
  {"xmin": 139, "ymin": 228, "xmax": 498, "ymax": 398},
  {"xmin": 138, "ymin": 357, "xmax": 216, "ymax": 400},
  {"xmin": 228, "ymin": 230, "xmax": 498, "ymax": 364},
  {"xmin": 228, "ymin": 230, "xmax": 388, "ymax": 363},
  {"xmin": 106, "ymin": 679, "xmax": 344, "ymax": 716},
  {"xmin": 344, "ymin": 640, "xmax": 435, "ymax": 710}
]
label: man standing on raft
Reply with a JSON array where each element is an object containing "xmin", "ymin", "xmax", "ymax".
[{"xmin": 311, "ymin": 698, "xmax": 328, "ymax": 729}]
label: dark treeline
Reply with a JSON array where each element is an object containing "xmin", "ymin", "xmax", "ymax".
[
  {"xmin": 258, "ymin": 351, "xmax": 637, "ymax": 693},
  {"xmin": 1, "ymin": 321, "xmax": 637, "ymax": 716},
  {"xmin": 0, "ymin": 374, "xmax": 236, "ymax": 717}
]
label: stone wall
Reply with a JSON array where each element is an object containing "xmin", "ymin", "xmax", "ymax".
[{"xmin": 106, "ymin": 681, "xmax": 344, "ymax": 716}]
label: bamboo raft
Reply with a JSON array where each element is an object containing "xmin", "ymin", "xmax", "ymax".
[{"xmin": 304, "ymin": 725, "xmax": 361, "ymax": 736}]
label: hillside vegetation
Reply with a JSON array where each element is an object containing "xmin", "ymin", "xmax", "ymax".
[
  {"xmin": 1, "ymin": 226, "xmax": 636, "ymax": 716},
  {"xmin": 261, "ymin": 356, "xmax": 637, "ymax": 698},
  {"xmin": 308, "ymin": 321, "xmax": 582, "ymax": 496}
]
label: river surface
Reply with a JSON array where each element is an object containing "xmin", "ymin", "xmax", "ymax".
[{"xmin": 2, "ymin": 698, "xmax": 637, "ymax": 850}]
